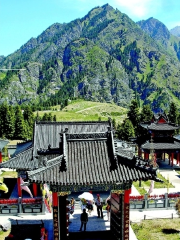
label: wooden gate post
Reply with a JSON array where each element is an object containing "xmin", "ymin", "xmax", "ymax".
[{"xmin": 17, "ymin": 176, "xmax": 22, "ymax": 197}]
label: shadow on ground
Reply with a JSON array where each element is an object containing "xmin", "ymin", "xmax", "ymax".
[
  {"xmin": 162, "ymin": 228, "xmax": 180, "ymax": 234},
  {"xmin": 69, "ymin": 230, "xmax": 112, "ymax": 240}
]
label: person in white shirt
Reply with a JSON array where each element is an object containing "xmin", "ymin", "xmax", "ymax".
[{"xmin": 95, "ymin": 194, "xmax": 103, "ymax": 218}]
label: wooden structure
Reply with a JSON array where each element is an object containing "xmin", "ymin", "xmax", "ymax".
[
  {"xmin": 139, "ymin": 113, "xmax": 180, "ymax": 166},
  {"xmin": 0, "ymin": 120, "xmax": 161, "ymax": 240}
]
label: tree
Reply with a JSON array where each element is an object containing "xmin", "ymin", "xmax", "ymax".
[
  {"xmin": 35, "ymin": 112, "xmax": 41, "ymax": 122},
  {"xmin": 23, "ymin": 106, "xmax": 34, "ymax": 139},
  {"xmin": 140, "ymin": 104, "xmax": 153, "ymax": 122},
  {"xmin": 117, "ymin": 119, "xmax": 135, "ymax": 141},
  {"xmin": 168, "ymin": 102, "xmax": 178, "ymax": 124},
  {"xmin": 127, "ymin": 100, "xmax": 140, "ymax": 135},
  {"xmin": 14, "ymin": 105, "xmax": 27, "ymax": 140},
  {"xmin": 0, "ymin": 103, "xmax": 15, "ymax": 139},
  {"xmin": 53, "ymin": 115, "xmax": 57, "ymax": 122},
  {"xmin": 112, "ymin": 118, "xmax": 117, "ymax": 130},
  {"xmin": 42, "ymin": 113, "xmax": 48, "ymax": 121},
  {"xmin": 47, "ymin": 113, "xmax": 53, "ymax": 121}
]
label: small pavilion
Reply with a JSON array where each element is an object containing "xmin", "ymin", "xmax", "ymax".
[
  {"xmin": 0, "ymin": 119, "xmax": 161, "ymax": 240},
  {"xmin": 139, "ymin": 113, "xmax": 180, "ymax": 166}
]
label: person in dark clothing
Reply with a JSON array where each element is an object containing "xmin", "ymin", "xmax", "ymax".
[
  {"xmin": 95, "ymin": 194, "xmax": 103, "ymax": 218},
  {"xmin": 79, "ymin": 208, "xmax": 88, "ymax": 231}
]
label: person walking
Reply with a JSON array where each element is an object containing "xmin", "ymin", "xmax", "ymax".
[
  {"xmin": 79, "ymin": 208, "xmax": 88, "ymax": 231},
  {"xmin": 95, "ymin": 194, "xmax": 103, "ymax": 218},
  {"xmin": 87, "ymin": 200, "xmax": 93, "ymax": 215}
]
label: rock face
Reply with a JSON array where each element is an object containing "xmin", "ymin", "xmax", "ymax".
[
  {"xmin": 1, "ymin": 4, "xmax": 180, "ymax": 110},
  {"xmin": 170, "ymin": 26, "xmax": 180, "ymax": 37}
]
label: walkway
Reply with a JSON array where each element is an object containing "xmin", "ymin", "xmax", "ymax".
[{"xmin": 143, "ymin": 159, "xmax": 180, "ymax": 195}]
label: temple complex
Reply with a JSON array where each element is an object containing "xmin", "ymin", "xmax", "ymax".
[
  {"xmin": 0, "ymin": 119, "xmax": 161, "ymax": 240},
  {"xmin": 139, "ymin": 113, "xmax": 180, "ymax": 166}
]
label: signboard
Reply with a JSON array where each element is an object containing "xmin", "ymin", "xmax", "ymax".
[{"xmin": 53, "ymin": 206, "xmax": 59, "ymax": 240}]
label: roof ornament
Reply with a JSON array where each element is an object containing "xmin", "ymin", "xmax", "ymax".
[{"xmin": 34, "ymin": 155, "xmax": 48, "ymax": 168}]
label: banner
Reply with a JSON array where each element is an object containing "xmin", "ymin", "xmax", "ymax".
[
  {"xmin": 20, "ymin": 177, "xmax": 33, "ymax": 198},
  {"xmin": 148, "ymin": 180, "xmax": 154, "ymax": 195}
]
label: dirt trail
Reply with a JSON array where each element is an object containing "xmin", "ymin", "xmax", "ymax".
[{"xmin": 76, "ymin": 105, "xmax": 103, "ymax": 113}]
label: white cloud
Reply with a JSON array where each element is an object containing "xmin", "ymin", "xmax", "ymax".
[{"xmin": 113, "ymin": 0, "xmax": 161, "ymax": 18}]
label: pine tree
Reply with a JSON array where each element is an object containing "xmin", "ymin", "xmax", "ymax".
[
  {"xmin": 53, "ymin": 115, "xmax": 57, "ymax": 122},
  {"xmin": 14, "ymin": 105, "xmax": 26, "ymax": 140},
  {"xmin": 0, "ymin": 103, "xmax": 15, "ymax": 139},
  {"xmin": 117, "ymin": 119, "xmax": 135, "ymax": 141},
  {"xmin": 35, "ymin": 112, "xmax": 41, "ymax": 122},
  {"xmin": 168, "ymin": 102, "xmax": 178, "ymax": 124},
  {"xmin": 140, "ymin": 104, "xmax": 153, "ymax": 122},
  {"xmin": 42, "ymin": 113, "xmax": 48, "ymax": 121},
  {"xmin": 23, "ymin": 106, "xmax": 34, "ymax": 139},
  {"xmin": 127, "ymin": 100, "xmax": 140, "ymax": 135}
]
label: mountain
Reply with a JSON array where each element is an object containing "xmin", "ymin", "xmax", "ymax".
[
  {"xmin": 170, "ymin": 26, "xmax": 180, "ymax": 37},
  {"xmin": 1, "ymin": 4, "xmax": 180, "ymax": 111},
  {"xmin": 137, "ymin": 17, "xmax": 180, "ymax": 60}
]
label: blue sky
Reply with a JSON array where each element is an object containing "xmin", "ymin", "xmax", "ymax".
[{"xmin": 1, "ymin": 0, "xmax": 180, "ymax": 56}]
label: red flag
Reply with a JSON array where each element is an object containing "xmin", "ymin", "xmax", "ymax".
[{"xmin": 20, "ymin": 177, "xmax": 33, "ymax": 198}]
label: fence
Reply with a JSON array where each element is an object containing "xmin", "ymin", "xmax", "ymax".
[
  {"xmin": 130, "ymin": 193, "xmax": 179, "ymax": 210},
  {"xmin": 0, "ymin": 197, "xmax": 45, "ymax": 215}
]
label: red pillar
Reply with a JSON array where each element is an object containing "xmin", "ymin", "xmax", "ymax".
[
  {"xmin": 171, "ymin": 153, "xmax": 174, "ymax": 167},
  {"xmin": 169, "ymin": 154, "xmax": 170, "ymax": 165},
  {"xmin": 124, "ymin": 189, "xmax": 131, "ymax": 240},
  {"xmin": 52, "ymin": 192, "xmax": 59, "ymax": 240},
  {"xmin": 147, "ymin": 153, "xmax": 149, "ymax": 160},
  {"xmin": 178, "ymin": 153, "xmax": 180, "ymax": 166},
  {"xmin": 33, "ymin": 183, "xmax": 38, "ymax": 197},
  {"xmin": 0, "ymin": 151, "xmax": 2, "ymax": 163},
  {"xmin": 17, "ymin": 177, "xmax": 22, "ymax": 197}
]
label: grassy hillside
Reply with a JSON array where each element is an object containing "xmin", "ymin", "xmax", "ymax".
[{"xmin": 35, "ymin": 99, "xmax": 127, "ymax": 123}]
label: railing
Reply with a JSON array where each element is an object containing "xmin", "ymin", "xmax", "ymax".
[
  {"xmin": 0, "ymin": 197, "xmax": 45, "ymax": 215},
  {"xmin": 130, "ymin": 193, "xmax": 180, "ymax": 210}
]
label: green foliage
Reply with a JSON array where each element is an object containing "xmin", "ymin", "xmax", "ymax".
[
  {"xmin": 140, "ymin": 104, "xmax": 153, "ymax": 122},
  {"xmin": 168, "ymin": 102, "xmax": 178, "ymax": 124},
  {"xmin": 14, "ymin": 105, "xmax": 27, "ymax": 140},
  {"xmin": 23, "ymin": 106, "xmax": 34, "ymax": 139},
  {"xmin": 127, "ymin": 100, "xmax": 140, "ymax": 135},
  {"xmin": 0, "ymin": 103, "xmax": 15, "ymax": 139},
  {"xmin": 117, "ymin": 119, "xmax": 135, "ymax": 141}
]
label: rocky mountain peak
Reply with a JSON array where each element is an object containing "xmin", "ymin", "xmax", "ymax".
[{"xmin": 170, "ymin": 26, "xmax": 180, "ymax": 37}]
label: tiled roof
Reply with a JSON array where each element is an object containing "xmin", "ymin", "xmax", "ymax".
[
  {"xmin": 0, "ymin": 120, "xmax": 159, "ymax": 187},
  {"xmin": 33, "ymin": 121, "xmax": 111, "ymax": 154},
  {"xmin": 147, "ymin": 123, "xmax": 179, "ymax": 131},
  {"xmin": 12, "ymin": 141, "xmax": 32, "ymax": 157},
  {"xmin": 0, "ymin": 147, "xmax": 33, "ymax": 170},
  {"xmin": 141, "ymin": 141, "xmax": 180, "ymax": 150},
  {"xmin": 27, "ymin": 140, "xmax": 156, "ymax": 185}
]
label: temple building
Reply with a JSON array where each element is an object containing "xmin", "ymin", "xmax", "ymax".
[
  {"xmin": 0, "ymin": 119, "xmax": 161, "ymax": 240},
  {"xmin": 139, "ymin": 113, "xmax": 180, "ymax": 166}
]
